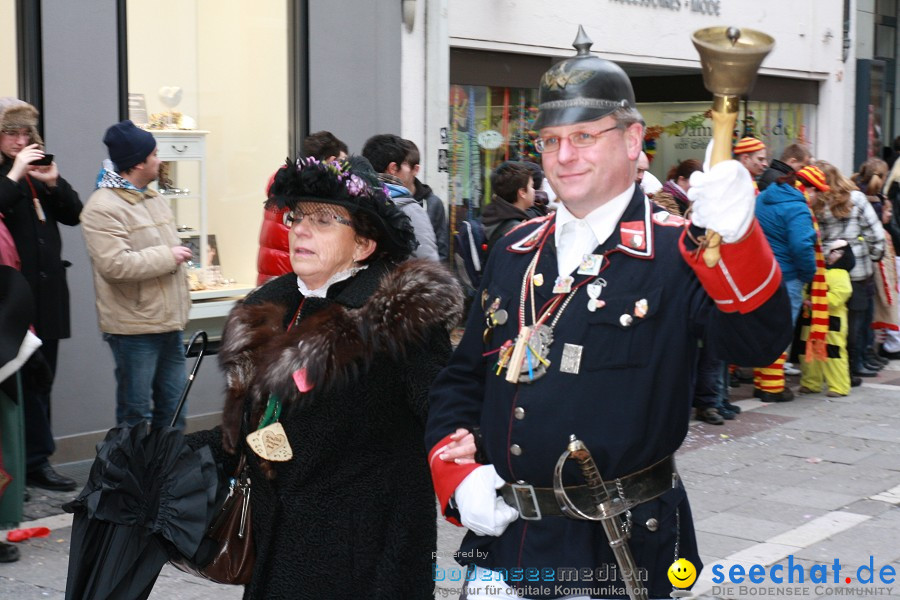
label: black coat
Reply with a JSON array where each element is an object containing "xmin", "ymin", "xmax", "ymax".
[
  {"xmin": 0, "ymin": 160, "xmax": 82, "ymax": 340},
  {"xmin": 188, "ymin": 259, "xmax": 462, "ymax": 600},
  {"xmin": 426, "ymin": 189, "xmax": 792, "ymax": 599}
]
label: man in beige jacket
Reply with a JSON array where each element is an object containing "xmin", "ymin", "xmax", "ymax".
[{"xmin": 80, "ymin": 120, "xmax": 192, "ymax": 428}]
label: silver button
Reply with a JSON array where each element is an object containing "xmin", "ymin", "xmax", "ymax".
[
  {"xmin": 645, "ymin": 518, "xmax": 659, "ymax": 532},
  {"xmin": 619, "ymin": 314, "xmax": 633, "ymax": 327},
  {"xmin": 510, "ymin": 444, "xmax": 522, "ymax": 456},
  {"xmin": 514, "ymin": 407, "xmax": 526, "ymax": 420}
]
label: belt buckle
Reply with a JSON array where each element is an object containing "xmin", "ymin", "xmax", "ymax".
[{"xmin": 510, "ymin": 482, "xmax": 542, "ymax": 521}]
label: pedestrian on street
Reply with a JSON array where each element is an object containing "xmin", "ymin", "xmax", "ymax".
[
  {"xmin": 426, "ymin": 26, "xmax": 792, "ymax": 600},
  {"xmin": 0, "ymin": 98, "xmax": 82, "ymax": 492},
  {"xmin": 187, "ymin": 155, "xmax": 462, "ymax": 599}
]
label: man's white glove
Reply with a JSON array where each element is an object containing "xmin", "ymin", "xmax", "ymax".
[
  {"xmin": 454, "ymin": 465, "xmax": 519, "ymax": 536},
  {"xmin": 687, "ymin": 141, "xmax": 756, "ymax": 243}
]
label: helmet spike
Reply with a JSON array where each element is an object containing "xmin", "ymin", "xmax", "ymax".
[{"xmin": 573, "ymin": 25, "xmax": 593, "ymax": 56}]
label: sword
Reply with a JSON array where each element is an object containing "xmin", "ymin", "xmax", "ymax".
[{"xmin": 553, "ymin": 435, "xmax": 647, "ymax": 600}]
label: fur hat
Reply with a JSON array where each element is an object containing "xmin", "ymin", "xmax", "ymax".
[
  {"xmin": 0, "ymin": 98, "xmax": 43, "ymax": 164},
  {"xmin": 266, "ymin": 155, "xmax": 417, "ymax": 262},
  {"xmin": 103, "ymin": 120, "xmax": 157, "ymax": 172},
  {"xmin": 733, "ymin": 137, "xmax": 765, "ymax": 155}
]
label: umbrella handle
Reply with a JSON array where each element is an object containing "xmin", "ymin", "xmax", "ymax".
[{"xmin": 171, "ymin": 331, "xmax": 209, "ymax": 428}]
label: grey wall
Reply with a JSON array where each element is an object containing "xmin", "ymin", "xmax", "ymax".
[{"xmin": 308, "ymin": 0, "xmax": 402, "ymax": 153}]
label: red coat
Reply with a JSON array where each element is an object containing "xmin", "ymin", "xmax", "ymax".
[{"xmin": 256, "ymin": 206, "xmax": 291, "ymax": 285}]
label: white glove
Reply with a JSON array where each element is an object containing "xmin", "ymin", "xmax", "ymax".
[
  {"xmin": 687, "ymin": 141, "xmax": 756, "ymax": 243},
  {"xmin": 454, "ymin": 465, "xmax": 519, "ymax": 536}
]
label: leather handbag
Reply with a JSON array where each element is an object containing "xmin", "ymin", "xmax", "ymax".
[{"xmin": 170, "ymin": 453, "xmax": 255, "ymax": 584}]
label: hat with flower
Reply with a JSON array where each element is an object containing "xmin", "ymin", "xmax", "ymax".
[{"xmin": 266, "ymin": 155, "xmax": 417, "ymax": 262}]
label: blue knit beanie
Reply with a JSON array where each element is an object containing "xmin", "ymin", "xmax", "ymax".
[{"xmin": 103, "ymin": 120, "xmax": 156, "ymax": 172}]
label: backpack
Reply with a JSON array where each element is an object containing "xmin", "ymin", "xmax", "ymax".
[{"xmin": 453, "ymin": 218, "xmax": 488, "ymax": 295}]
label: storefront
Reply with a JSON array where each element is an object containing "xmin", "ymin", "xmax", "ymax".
[{"xmin": 443, "ymin": 0, "xmax": 849, "ymax": 213}]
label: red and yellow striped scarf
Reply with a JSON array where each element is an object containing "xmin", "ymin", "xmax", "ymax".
[{"xmin": 799, "ymin": 185, "xmax": 829, "ymax": 362}]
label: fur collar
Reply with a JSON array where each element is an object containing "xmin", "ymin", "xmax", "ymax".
[{"xmin": 218, "ymin": 259, "xmax": 462, "ymax": 453}]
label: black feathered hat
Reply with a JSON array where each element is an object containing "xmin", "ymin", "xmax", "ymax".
[{"xmin": 266, "ymin": 155, "xmax": 417, "ymax": 262}]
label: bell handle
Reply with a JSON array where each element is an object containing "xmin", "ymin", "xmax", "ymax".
[{"xmin": 701, "ymin": 94, "xmax": 740, "ymax": 268}]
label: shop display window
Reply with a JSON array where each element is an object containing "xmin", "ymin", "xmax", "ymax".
[
  {"xmin": 447, "ymin": 84, "xmax": 540, "ymax": 220},
  {"xmin": 447, "ymin": 85, "xmax": 816, "ymax": 217},
  {"xmin": 126, "ymin": 0, "xmax": 288, "ymax": 288}
]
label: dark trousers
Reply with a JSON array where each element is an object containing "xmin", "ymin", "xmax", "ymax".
[
  {"xmin": 693, "ymin": 342, "xmax": 724, "ymax": 410},
  {"xmin": 24, "ymin": 339, "xmax": 58, "ymax": 472}
]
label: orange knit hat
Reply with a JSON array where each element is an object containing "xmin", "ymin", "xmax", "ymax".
[
  {"xmin": 733, "ymin": 137, "xmax": 766, "ymax": 155},
  {"xmin": 796, "ymin": 165, "xmax": 830, "ymax": 192}
]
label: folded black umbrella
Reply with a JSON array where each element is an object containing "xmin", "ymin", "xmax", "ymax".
[{"xmin": 63, "ymin": 332, "xmax": 218, "ymax": 600}]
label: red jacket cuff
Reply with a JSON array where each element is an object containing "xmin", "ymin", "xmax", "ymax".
[
  {"xmin": 429, "ymin": 433, "xmax": 480, "ymax": 525},
  {"xmin": 680, "ymin": 219, "xmax": 782, "ymax": 314}
]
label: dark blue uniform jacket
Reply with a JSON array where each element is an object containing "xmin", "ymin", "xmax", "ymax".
[{"xmin": 426, "ymin": 188, "xmax": 791, "ymax": 599}]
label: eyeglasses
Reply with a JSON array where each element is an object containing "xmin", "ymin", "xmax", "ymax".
[
  {"xmin": 283, "ymin": 209, "xmax": 353, "ymax": 231},
  {"xmin": 1, "ymin": 129, "xmax": 30, "ymax": 140},
  {"xmin": 534, "ymin": 125, "xmax": 621, "ymax": 153}
]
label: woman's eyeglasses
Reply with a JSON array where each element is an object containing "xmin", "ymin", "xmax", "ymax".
[
  {"xmin": 283, "ymin": 209, "xmax": 353, "ymax": 231},
  {"xmin": 534, "ymin": 125, "xmax": 620, "ymax": 153}
]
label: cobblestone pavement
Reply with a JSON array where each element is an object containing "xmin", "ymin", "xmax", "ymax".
[{"xmin": 2, "ymin": 365, "xmax": 899, "ymax": 599}]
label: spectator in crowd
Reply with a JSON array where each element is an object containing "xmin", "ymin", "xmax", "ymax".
[
  {"xmin": 733, "ymin": 136, "xmax": 768, "ymax": 181},
  {"xmin": 814, "ymin": 160, "xmax": 885, "ymax": 379},
  {"xmin": 522, "ymin": 160, "xmax": 550, "ymax": 217},
  {"xmin": 362, "ymin": 133, "xmax": 439, "ymax": 261},
  {"xmin": 798, "ymin": 239, "xmax": 854, "ymax": 397},
  {"xmin": 256, "ymin": 131, "xmax": 348, "ymax": 285},
  {"xmin": 758, "ymin": 143, "xmax": 811, "ymax": 192},
  {"xmin": 405, "ymin": 139, "xmax": 450, "ymax": 261},
  {"xmin": 80, "ymin": 120, "xmax": 192, "ymax": 429},
  {"xmin": 637, "ymin": 150, "xmax": 663, "ymax": 197},
  {"xmin": 752, "ymin": 158, "xmax": 818, "ymax": 402},
  {"xmin": 0, "ymin": 98, "xmax": 81, "ymax": 491},
  {"xmin": 661, "ymin": 158, "xmax": 702, "ymax": 215},
  {"xmin": 480, "ymin": 161, "xmax": 535, "ymax": 256}
]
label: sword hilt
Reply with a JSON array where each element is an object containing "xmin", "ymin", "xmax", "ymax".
[{"xmin": 567, "ymin": 435, "xmax": 608, "ymax": 508}]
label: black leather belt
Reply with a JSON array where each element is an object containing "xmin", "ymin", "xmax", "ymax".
[{"xmin": 499, "ymin": 455, "xmax": 677, "ymax": 521}]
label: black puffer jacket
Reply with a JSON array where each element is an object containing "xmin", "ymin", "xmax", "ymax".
[{"xmin": 188, "ymin": 259, "xmax": 462, "ymax": 599}]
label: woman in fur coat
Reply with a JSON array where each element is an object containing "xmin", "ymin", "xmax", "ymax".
[{"xmin": 188, "ymin": 156, "xmax": 463, "ymax": 599}]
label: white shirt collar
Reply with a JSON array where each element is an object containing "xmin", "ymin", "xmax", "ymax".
[
  {"xmin": 554, "ymin": 184, "xmax": 635, "ymax": 249},
  {"xmin": 296, "ymin": 264, "xmax": 368, "ymax": 298}
]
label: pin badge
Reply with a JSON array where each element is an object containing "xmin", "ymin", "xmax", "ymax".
[
  {"xmin": 587, "ymin": 299, "xmax": 606, "ymax": 312},
  {"xmin": 577, "ymin": 254, "xmax": 602, "ymax": 276},
  {"xmin": 560, "ymin": 344, "xmax": 583, "ymax": 374},
  {"xmin": 634, "ymin": 298, "xmax": 648, "ymax": 318},
  {"xmin": 586, "ymin": 278, "xmax": 607, "ymax": 299},
  {"xmin": 619, "ymin": 314, "xmax": 633, "ymax": 327},
  {"xmin": 533, "ymin": 273, "xmax": 544, "ymax": 287},
  {"xmin": 492, "ymin": 308, "xmax": 508, "ymax": 326},
  {"xmin": 630, "ymin": 234, "xmax": 643, "ymax": 249},
  {"xmin": 552, "ymin": 275, "xmax": 574, "ymax": 294},
  {"xmin": 490, "ymin": 298, "xmax": 501, "ymax": 312},
  {"xmin": 481, "ymin": 290, "xmax": 490, "ymax": 310}
]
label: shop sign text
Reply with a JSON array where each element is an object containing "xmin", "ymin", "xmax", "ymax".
[{"xmin": 608, "ymin": 0, "xmax": 722, "ymax": 16}]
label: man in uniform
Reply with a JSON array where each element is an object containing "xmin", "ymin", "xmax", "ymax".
[{"xmin": 426, "ymin": 27, "xmax": 791, "ymax": 599}]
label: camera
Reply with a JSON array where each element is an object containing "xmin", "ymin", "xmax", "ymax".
[{"xmin": 30, "ymin": 153, "xmax": 54, "ymax": 166}]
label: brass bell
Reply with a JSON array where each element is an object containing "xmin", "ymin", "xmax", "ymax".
[{"xmin": 691, "ymin": 26, "xmax": 774, "ymax": 103}]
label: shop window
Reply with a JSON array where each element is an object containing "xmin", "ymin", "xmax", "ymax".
[
  {"xmin": 642, "ymin": 101, "xmax": 816, "ymax": 183},
  {"xmin": 447, "ymin": 86, "xmax": 816, "ymax": 215},
  {"xmin": 126, "ymin": 0, "xmax": 288, "ymax": 287},
  {"xmin": 447, "ymin": 84, "xmax": 539, "ymax": 219},
  {"xmin": 0, "ymin": 0, "xmax": 17, "ymax": 96}
]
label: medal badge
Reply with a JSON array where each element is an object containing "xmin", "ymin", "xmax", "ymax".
[
  {"xmin": 505, "ymin": 324, "xmax": 553, "ymax": 383},
  {"xmin": 560, "ymin": 343, "xmax": 583, "ymax": 374},
  {"xmin": 552, "ymin": 275, "xmax": 574, "ymax": 294},
  {"xmin": 577, "ymin": 254, "xmax": 602, "ymax": 276},
  {"xmin": 533, "ymin": 273, "xmax": 544, "ymax": 287},
  {"xmin": 246, "ymin": 422, "xmax": 293, "ymax": 462},
  {"xmin": 586, "ymin": 278, "xmax": 607, "ymax": 313},
  {"xmin": 634, "ymin": 298, "xmax": 648, "ymax": 318}
]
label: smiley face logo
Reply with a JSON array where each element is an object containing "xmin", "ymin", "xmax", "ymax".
[{"xmin": 668, "ymin": 558, "xmax": 697, "ymax": 588}]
